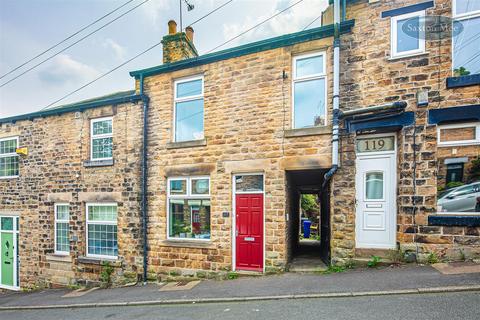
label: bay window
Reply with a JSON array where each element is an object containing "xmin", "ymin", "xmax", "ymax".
[
  {"xmin": 292, "ymin": 52, "xmax": 327, "ymax": 129},
  {"xmin": 167, "ymin": 176, "xmax": 211, "ymax": 240}
]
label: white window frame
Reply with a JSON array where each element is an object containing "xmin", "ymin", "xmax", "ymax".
[
  {"xmin": 86, "ymin": 203, "xmax": 118, "ymax": 260},
  {"xmin": 167, "ymin": 176, "xmax": 211, "ymax": 241},
  {"xmin": 173, "ymin": 75, "xmax": 204, "ymax": 142},
  {"xmin": 90, "ymin": 117, "xmax": 113, "ymax": 161},
  {"xmin": 292, "ymin": 51, "xmax": 328, "ymax": 129},
  {"xmin": 0, "ymin": 136, "xmax": 19, "ymax": 179},
  {"xmin": 390, "ymin": 10, "xmax": 426, "ymax": 59},
  {"xmin": 452, "ymin": 0, "xmax": 480, "ymax": 74},
  {"xmin": 437, "ymin": 122, "xmax": 480, "ymax": 147},
  {"xmin": 54, "ymin": 203, "xmax": 70, "ymax": 255}
]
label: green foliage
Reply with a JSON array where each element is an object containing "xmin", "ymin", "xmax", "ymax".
[
  {"xmin": 344, "ymin": 259, "xmax": 356, "ymax": 269},
  {"xmin": 388, "ymin": 249, "xmax": 405, "ymax": 265},
  {"xmin": 426, "ymin": 252, "xmax": 439, "ymax": 264},
  {"xmin": 446, "ymin": 181, "xmax": 464, "ymax": 189},
  {"xmin": 100, "ymin": 261, "xmax": 114, "ymax": 288},
  {"xmin": 321, "ymin": 265, "xmax": 346, "ymax": 274},
  {"xmin": 459, "ymin": 249, "xmax": 466, "ymax": 262},
  {"xmin": 453, "ymin": 67, "xmax": 470, "ymax": 76},
  {"xmin": 367, "ymin": 255, "xmax": 381, "ymax": 268},
  {"xmin": 301, "ymin": 194, "xmax": 319, "ymax": 214},
  {"xmin": 468, "ymin": 157, "xmax": 480, "ymax": 183},
  {"xmin": 227, "ymin": 272, "xmax": 239, "ymax": 280}
]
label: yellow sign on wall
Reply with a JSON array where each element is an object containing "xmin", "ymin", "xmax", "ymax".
[{"xmin": 15, "ymin": 147, "xmax": 28, "ymax": 156}]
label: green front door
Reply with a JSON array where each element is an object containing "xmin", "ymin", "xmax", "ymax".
[{"xmin": 1, "ymin": 232, "xmax": 14, "ymax": 286}]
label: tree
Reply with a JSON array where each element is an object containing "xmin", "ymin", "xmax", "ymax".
[{"xmin": 301, "ymin": 194, "xmax": 319, "ymax": 215}]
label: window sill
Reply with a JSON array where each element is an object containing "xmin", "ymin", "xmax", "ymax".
[
  {"xmin": 83, "ymin": 159, "xmax": 114, "ymax": 167},
  {"xmin": 388, "ymin": 51, "xmax": 428, "ymax": 61},
  {"xmin": 446, "ymin": 74, "xmax": 480, "ymax": 89},
  {"xmin": 166, "ymin": 138, "xmax": 207, "ymax": 149},
  {"xmin": 159, "ymin": 239, "xmax": 215, "ymax": 249},
  {"xmin": 77, "ymin": 256, "xmax": 120, "ymax": 266},
  {"xmin": 284, "ymin": 126, "xmax": 331, "ymax": 138},
  {"xmin": 0, "ymin": 175, "xmax": 19, "ymax": 180},
  {"xmin": 46, "ymin": 254, "xmax": 72, "ymax": 263},
  {"xmin": 428, "ymin": 214, "xmax": 480, "ymax": 227}
]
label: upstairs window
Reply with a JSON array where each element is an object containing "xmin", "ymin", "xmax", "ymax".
[
  {"xmin": 54, "ymin": 204, "xmax": 70, "ymax": 255},
  {"xmin": 391, "ymin": 11, "xmax": 426, "ymax": 58},
  {"xmin": 453, "ymin": 0, "xmax": 480, "ymax": 76},
  {"xmin": 91, "ymin": 117, "xmax": 113, "ymax": 161},
  {"xmin": 167, "ymin": 176, "xmax": 211, "ymax": 240},
  {"xmin": 292, "ymin": 52, "xmax": 327, "ymax": 128},
  {"xmin": 0, "ymin": 137, "xmax": 19, "ymax": 178},
  {"xmin": 174, "ymin": 76, "xmax": 204, "ymax": 142}
]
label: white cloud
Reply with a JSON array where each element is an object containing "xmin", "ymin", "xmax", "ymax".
[
  {"xmin": 38, "ymin": 54, "xmax": 100, "ymax": 85},
  {"xmin": 103, "ymin": 38, "xmax": 127, "ymax": 60},
  {"xmin": 141, "ymin": 0, "xmax": 172, "ymax": 29},
  {"xmin": 221, "ymin": 0, "xmax": 328, "ymax": 48}
]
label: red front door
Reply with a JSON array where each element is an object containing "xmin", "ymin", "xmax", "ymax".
[{"xmin": 235, "ymin": 194, "xmax": 264, "ymax": 271}]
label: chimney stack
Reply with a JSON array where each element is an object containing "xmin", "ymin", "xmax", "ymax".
[{"xmin": 162, "ymin": 20, "xmax": 198, "ymax": 64}]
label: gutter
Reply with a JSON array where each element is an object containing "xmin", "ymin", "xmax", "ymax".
[{"xmin": 139, "ymin": 75, "xmax": 150, "ymax": 284}]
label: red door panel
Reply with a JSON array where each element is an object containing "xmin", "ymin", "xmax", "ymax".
[{"xmin": 236, "ymin": 194, "xmax": 263, "ymax": 271}]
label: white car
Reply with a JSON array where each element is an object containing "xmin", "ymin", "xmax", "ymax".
[{"xmin": 437, "ymin": 182, "xmax": 480, "ymax": 213}]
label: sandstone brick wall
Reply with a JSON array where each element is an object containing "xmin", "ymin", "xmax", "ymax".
[
  {"xmin": 331, "ymin": 0, "xmax": 480, "ymax": 263},
  {"xmin": 142, "ymin": 37, "xmax": 336, "ymax": 275},
  {"xmin": 0, "ymin": 103, "xmax": 144, "ymax": 288}
]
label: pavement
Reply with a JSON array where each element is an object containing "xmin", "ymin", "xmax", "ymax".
[
  {"xmin": 1, "ymin": 292, "xmax": 479, "ymax": 320},
  {"xmin": 0, "ymin": 264, "xmax": 479, "ymax": 310}
]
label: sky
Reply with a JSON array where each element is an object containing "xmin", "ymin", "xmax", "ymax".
[{"xmin": 0, "ymin": 0, "xmax": 328, "ymax": 118}]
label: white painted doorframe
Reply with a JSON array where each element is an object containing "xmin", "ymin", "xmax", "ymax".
[{"xmin": 0, "ymin": 215, "xmax": 20, "ymax": 290}]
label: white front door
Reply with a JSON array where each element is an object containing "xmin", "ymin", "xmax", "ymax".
[{"xmin": 355, "ymin": 145, "xmax": 396, "ymax": 249}]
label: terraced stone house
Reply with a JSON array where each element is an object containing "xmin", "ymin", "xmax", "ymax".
[{"xmin": 0, "ymin": 0, "xmax": 479, "ymax": 290}]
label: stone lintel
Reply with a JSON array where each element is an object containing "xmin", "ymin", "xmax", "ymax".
[
  {"xmin": 280, "ymin": 155, "xmax": 331, "ymax": 170},
  {"xmin": 164, "ymin": 163, "xmax": 215, "ymax": 177},
  {"xmin": 224, "ymin": 159, "xmax": 270, "ymax": 174},
  {"xmin": 78, "ymin": 192, "xmax": 122, "ymax": 203},
  {"xmin": 47, "ymin": 192, "xmax": 73, "ymax": 203}
]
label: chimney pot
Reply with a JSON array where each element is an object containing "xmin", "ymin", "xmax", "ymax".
[
  {"xmin": 185, "ymin": 26, "xmax": 194, "ymax": 43},
  {"xmin": 168, "ymin": 20, "xmax": 177, "ymax": 35}
]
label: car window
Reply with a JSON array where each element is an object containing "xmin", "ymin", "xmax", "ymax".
[{"xmin": 452, "ymin": 185, "xmax": 475, "ymax": 197}]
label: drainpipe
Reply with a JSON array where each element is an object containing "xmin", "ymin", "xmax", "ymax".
[
  {"xmin": 140, "ymin": 74, "xmax": 150, "ymax": 284},
  {"xmin": 322, "ymin": 0, "xmax": 341, "ymax": 189}
]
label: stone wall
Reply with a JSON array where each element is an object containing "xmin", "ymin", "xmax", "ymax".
[
  {"xmin": 330, "ymin": 0, "xmax": 480, "ymax": 264},
  {"xmin": 0, "ymin": 102, "xmax": 144, "ymax": 288}
]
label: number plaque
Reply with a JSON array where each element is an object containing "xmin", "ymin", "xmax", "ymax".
[{"xmin": 356, "ymin": 136, "xmax": 395, "ymax": 153}]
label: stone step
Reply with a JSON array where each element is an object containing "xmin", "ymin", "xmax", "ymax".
[{"xmin": 355, "ymin": 248, "xmax": 397, "ymax": 259}]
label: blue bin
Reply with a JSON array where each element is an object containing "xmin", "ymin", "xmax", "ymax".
[{"xmin": 303, "ymin": 220, "xmax": 312, "ymax": 238}]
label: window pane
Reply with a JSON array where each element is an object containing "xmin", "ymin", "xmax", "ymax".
[
  {"xmin": 56, "ymin": 222, "xmax": 69, "ymax": 252},
  {"xmin": 365, "ymin": 172, "xmax": 384, "ymax": 200},
  {"xmin": 88, "ymin": 224, "xmax": 118, "ymax": 256},
  {"xmin": 397, "ymin": 16, "xmax": 420, "ymax": 53},
  {"xmin": 170, "ymin": 179, "xmax": 187, "ymax": 195},
  {"xmin": 92, "ymin": 137, "xmax": 113, "ymax": 159},
  {"xmin": 294, "ymin": 78, "xmax": 326, "ymax": 128},
  {"xmin": 440, "ymin": 126, "xmax": 476, "ymax": 142},
  {"xmin": 453, "ymin": 17, "xmax": 480, "ymax": 75},
  {"xmin": 88, "ymin": 205, "xmax": 117, "ymax": 222},
  {"xmin": 92, "ymin": 119, "xmax": 112, "ymax": 135},
  {"xmin": 169, "ymin": 199, "xmax": 211, "ymax": 239},
  {"xmin": 175, "ymin": 99, "xmax": 204, "ymax": 142},
  {"xmin": 56, "ymin": 205, "xmax": 69, "ymax": 220},
  {"xmin": 0, "ymin": 139, "xmax": 17, "ymax": 154},
  {"xmin": 235, "ymin": 175, "xmax": 263, "ymax": 192},
  {"xmin": 455, "ymin": 0, "xmax": 480, "ymax": 15},
  {"xmin": 0, "ymin": 156, "xmax": 19, "ymax": 177},
  {"xmin": 295, "ymin": 55, "xmax": 323, "ymax": 78},
  {"xmin": 1, "ymin": 217, "xmax": 13, "ymax": 231},
  {"xmin": 191, "ymin": 178, "xmax": 209, "ymax": 195},
  {"xmin": 176, "ymin": 79, "xmax": 202, "ymax": 98}
]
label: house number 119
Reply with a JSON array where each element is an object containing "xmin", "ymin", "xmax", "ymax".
[{"xmin": 356, "ymin": 136, "xmax": 394, "ymax": 153}]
